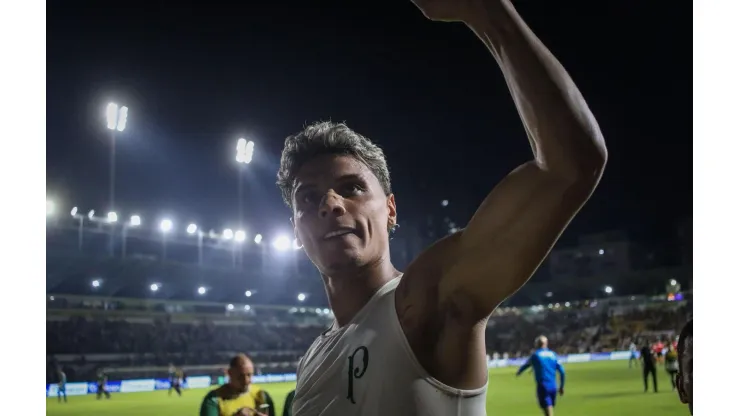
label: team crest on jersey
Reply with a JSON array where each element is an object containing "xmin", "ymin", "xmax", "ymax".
[{"xmin": 346, "ymin": 346, "xmax": 369, "ymax": 404}]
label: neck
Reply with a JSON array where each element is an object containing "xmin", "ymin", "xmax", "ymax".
[{"xmin": 322, "ymin": 255, "xmax": 400, "ymax": 327}]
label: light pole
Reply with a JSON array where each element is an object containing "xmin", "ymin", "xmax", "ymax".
[
  {"xmin": 235, "ymin": 138, "xmax": 254, "ymax": 266},
  {"xmin": 160, "ymin": 219, "xmax": 173, "ymax": 261},
  {"xmin": 70, "ymin": 207, "xmax": 85, "ymax": 250},
  {"xmin": 105, "ymin": 103, "xmax": 129, "ymax": 213},
  {"xmin": 122, "ymin": 215, "xmax": 141, "ymax": 258},
  {"xmin": 187, "ymin": 223, "xmax": 203, "ymax": 266}
]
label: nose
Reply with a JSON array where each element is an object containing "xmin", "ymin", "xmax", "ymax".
[{"xmin": 319, "ymin": 191, "xmax": 347, "ymax": 218}]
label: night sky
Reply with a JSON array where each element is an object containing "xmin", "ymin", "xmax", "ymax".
[{"xmin": 47, "ymin": 0, "xmax": 690, "ymax": 246}]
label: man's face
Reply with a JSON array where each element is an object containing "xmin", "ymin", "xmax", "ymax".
[
  {"xmin": 677, "ymin": 335, "xmax": 693, "ymax": 413},
  {"xmin": 228, "ymin": 360, "xmax": 254, "ymax": 393},
  {"xmin": 292, "ymin": 154, "xmax": 396, "ymax": 276}
]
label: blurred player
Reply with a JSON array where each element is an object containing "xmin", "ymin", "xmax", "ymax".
[
  {"xmin": 516, "ymin": 336, "xmax": 565, "ymax": 416},
  {"xmin": 200, "ymin": 354, "xmax": 268, "ymax": 416},
  {"xmin": 653, "ymin": 339, "xmax": 665, "ymax": 364},
  {"xmin": 664, "ymin": 343, "xmax": 679, "ymax": 391},
  {"xmin": 96, "ymin": 369, "xmax": 111, "ymax": 400},
  {"xmin": 676, "ymin": 320, "xmax": 693, "ymax": 414},
  {"xmin": 57, "ymin": 368, "xmax": 67, "ymax": 403},
  {"xmin": 639, "ymin": 342, "xmax": 658, "ymax": 393},
  {"xmin": 170, "ymin": 367, "xmax": 184, "ymax": 397},
  {"xmin": 629, "ymin": 341, "xmax": 638, "ymax": 368}
]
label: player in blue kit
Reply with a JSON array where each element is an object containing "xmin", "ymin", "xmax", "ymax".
[{"xmin": 516, "ymin": 336, "xmax": 565, "ymax": 416}]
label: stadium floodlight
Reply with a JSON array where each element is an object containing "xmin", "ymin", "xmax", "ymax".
[
  {"xmin": 47, "ymin": 200, "xmax": 55, "ymax": 216},
  {"xmin": 244, "ymin": 305, "xmax": 251, "ymax": 311},
  {"xmin": 234, "ymin": 230, "xmax": 246, "ymax": 243},
  {"xmin": 106, "ymin": 103, "xmax": 129, "ymax": 132},
  {"xmin": 297, "ymin": 293, "xmax": 306, "ymax": 302},
  {"xmin": 88, "ymin": 210, "xmax": 95, "ymax": 220},
  {"xmin": 598, "ymin": 248, "xmax": 605, "ymax": 255},
  {"xmin": 272, "ymin": 235, "xmax": 292, "ymax": 252},
  {"xmin": 565, "ymin": 302, "xmax": 571, "ymax": 307},
  {"xmin": 293, "ymin": 238, "xmax": 302, "ymax": 250},
  {"xmin": 226, "ymin": 304, "xmax": 234, "ymax": 311},
  {"xmin": 150, "ymin": 283, "xmax": 160, "ymax": 292},
  {"xmin": 222, "ymin": 228, "xmax": 234, "ymax": 240},
  {"xmin": 187, "ymin": 223, "xmax": 198, "ymax": 234},
  {"xmin": 107, "ymin": 211, "xmax": 118, "ymax": 223},
  {"xmin": 322, "ymin": 308, "xmax": 330, "ymax": 314},
  {"xmin": 235, "ymin": 139, "xmax": 255, "ymax": 164},
  {"xmin": 70, "ymin": 207, "xmax": 78, "ymax": 217},
  {"xmin": 91, "ymin": 279, "xmax": 101, "ymax": 288},
  {"xmin": 122, "ymin": 215, "xmax": 141, "ymax": 258},
  {"xmin": 245, "ymin": 290, "xmax": 252, "ymax": 297},
  {"xmin": 604, "ymin": 285, "xmax": 613, "ymax": 294},
  {"xmin": 197, "ymin": 286, "xmax": 207, "ymax": 295},
  {"xmin": 160, "ymin": 219, "xmax": 173, "ymax": 233},
  {"xmin": 441, "ymin": 199, "xmax": 449, "ymax": 207},
  {"xmin": 254, "ymin": 234, "xmax": 263, "ymax": 244},
  {"xmin": 669, "ymin": 279, "xmax": 677, "ymax": 286}
]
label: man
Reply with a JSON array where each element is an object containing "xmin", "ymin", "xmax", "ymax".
[
  {"xmin": 200, "ymin": 354, "xmax": 268, "ymax": 416},
  {"xmin": 629, "ymin": 341, "xmax": 638, "ymax": 368},
  {"xmin": 640, "ymin": 342, "xmax": 658, "ymax": 393},
  {"xmin": 96, "ymin": 369, "xmax": 111, "ymax": 400},
  {"xmin": 664, "ymin": 343, "xmax": 679, "ymax": 391},
  {"xmin": 279, "ymin": 0, "xmax": 606, "ymax": 414},
  {"xmin": 170, "ymin": 367, "xmax": 184, "ymax": 397},
  {"xmin": 653, "ymin": 339, "xmax": 666, "ymax": 364},
  {"xmin": 516, "ymin": 336, "xmax": 565, "ymax": 416},
  {"xmin": 57, "ymin": 368, "xmax": 67, "ymax": 403},
  {"xmin": 676, "ymin": 320, "xmax": 693, "ymax": 414}
]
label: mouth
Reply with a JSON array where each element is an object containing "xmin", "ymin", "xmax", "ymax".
[{"xmin": 323, "ymin": 228, "xmax": 356, "ymax": 240}]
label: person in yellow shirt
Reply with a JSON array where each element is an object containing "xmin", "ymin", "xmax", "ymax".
[{"xmin": 200, "ymin": 354, "xmax": 268, "ymax": 416}]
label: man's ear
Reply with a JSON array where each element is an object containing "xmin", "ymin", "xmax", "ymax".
[{"xmin": 387, "ymin": 194, "xmax": 397, "ymax": 227}]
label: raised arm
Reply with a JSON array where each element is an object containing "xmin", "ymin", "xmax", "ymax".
[{"xmin": 398, "ymin": 0, "xmax": 606, "ymax": 388}]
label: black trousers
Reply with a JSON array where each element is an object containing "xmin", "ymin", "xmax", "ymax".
[{"xmin": 643, "ymin": 365, "xmax": 657, "ymax": 392}]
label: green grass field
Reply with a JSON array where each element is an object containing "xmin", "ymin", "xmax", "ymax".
[{"xmin": 46, "ymin": 361, "xmax": 686, "ymax": 415}]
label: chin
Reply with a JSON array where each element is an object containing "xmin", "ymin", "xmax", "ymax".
[{"xmin": 320, "ymin": 251, "xmax": 366, "ymax": 275}]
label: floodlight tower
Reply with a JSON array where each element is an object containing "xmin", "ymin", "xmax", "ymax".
[
  {"xmin": 105, "ymin": 103, "xmax": 129, "ymax": 212},
  {"xmin": 235, "ymin": 138, "xmax": 254, "ymax": 267}
]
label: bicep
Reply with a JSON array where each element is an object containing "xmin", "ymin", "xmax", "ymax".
[{"xmin": 440, "ymin": 161, "xmax": 601, "ymax": 319}]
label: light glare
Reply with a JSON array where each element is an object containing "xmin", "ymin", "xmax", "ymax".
[
  {"xmin": 106, "ymin": 103, "xmax": 118, "ymax": 130},
  {"xmin": 160, "ymin": 219, "xmax": 173, "ymax": 233},
  {"xmin": 222, "ymin": 229, "xmax": 234, "ymax": 240},
  {"xmin": 107, "ymin": 211, "xmax": 118, "ymax": 223},
  {"xmin": 187, "ymin": 223, "xmax": 198, "ymax": 234},
  {"xmin": 254, "ymin": 234, "xmax": 263, "ymax": 244},
  {"xmin": 273, "ymin": 235, "xmax": 291, "ymax": 251},
  {"xmin": 297, "ymin": 293, "xmax": 306, "ymax": 302},
  {"xmin": 234, "ymin": 230, "xmax": 246, "ymax": 242},
  {"xmin": 130, "ymin": 215, "xmax": 141, "ymax": 226}
]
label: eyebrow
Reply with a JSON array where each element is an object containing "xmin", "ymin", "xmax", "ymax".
[{"xmin": 294, "ymin": 173, "xmax": 366, "ymax": 196}]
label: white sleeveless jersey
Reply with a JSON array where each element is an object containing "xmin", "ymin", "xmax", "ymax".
[{"xmin": 292, "ymin": 277, "xmax": 488, "ymax": 416}]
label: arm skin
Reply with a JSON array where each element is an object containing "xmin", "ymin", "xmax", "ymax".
[{"xmin": 397, "ymin": 0, "xmax": 607, "ymax": 390}]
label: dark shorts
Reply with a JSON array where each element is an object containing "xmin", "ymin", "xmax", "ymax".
[{"xmin": 537, "ymin": 386, "xmax": 557, "ymax": 409}]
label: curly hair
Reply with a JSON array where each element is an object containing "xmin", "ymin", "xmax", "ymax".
[{"xmin": 277, "ymin": 121, "xmax": 392, "ymax": 208}]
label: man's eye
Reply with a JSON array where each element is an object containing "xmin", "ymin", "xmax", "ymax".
[
  {"xmin": 343, "ymin": 184, "xmax": 363, "ymax": 196},
  {"xmin": 302, "ymin": 192, "xmax": 319, "ymax": 205}
]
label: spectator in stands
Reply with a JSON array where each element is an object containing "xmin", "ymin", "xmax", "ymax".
[{"xmin": 676, "ymin": 320, "xmax": 693, "ymax": 414}]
